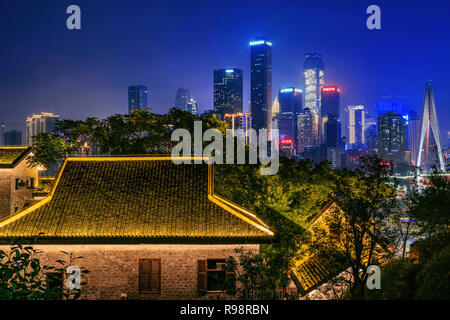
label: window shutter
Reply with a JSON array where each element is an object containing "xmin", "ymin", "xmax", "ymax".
[
  {"xmin": 150, "ymin": 259, "xmax": 160, "ymax": 293},
  {"xmin": 197, "ymin": 259, "xmax": 207, "ymax": 295},
  {"xmin": 139, "ymin": 259, "xmax": 151, "ymax": 293}
]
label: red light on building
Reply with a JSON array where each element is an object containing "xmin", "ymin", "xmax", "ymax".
[
  {"xmin": 379, "ymin": 162, "xmax": 391, "ymax": 166},
  {"xmin": 322, "ymin": 86, "xmax": 338, "ymax": 93},
  {"xmin": 280, "ymin": 138, "xmax": 293, "ymax": 144}
]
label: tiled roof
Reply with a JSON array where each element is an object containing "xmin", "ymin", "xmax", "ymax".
[
  {"xmin": 291, "ymin": 202, "xmax": 346, "ymax": 294},
  {"xmin": 0, "ymin": 147, "xmax": 32, "ymax": 168},
  {"xmin": 0, "ymin": 157, "xmax": 274, "ymax": 243}
]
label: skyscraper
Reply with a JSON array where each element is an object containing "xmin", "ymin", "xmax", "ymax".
[
  {"xmin": 303, "ymin": 53, "xmax": 324, "ymax": 115},
  {"xmin": 276, "ymin": 87, "xmax": 303, "ymax": 153},
  {"xmin": 214, "ymin": 69, "xmax": 243, "ymax": 116},
  {"xmin": 128, "ymin": 85, "xmax": 148, "ymax": 113},
  {"xmin": 26, "ymin": 112, "xmax": 59, "ymax": 146},
  {"xmin": 186, "ymin": 98, "xmax": 198, "ymax": 116},
  {"xmin": 324, "ymin": 114, "xmax": 341, "ymax": 148},
  {"xmin": 320, "ymin": 86, "xmax": 340, "ymax": 143},
  {"xmin": 416, "ymin": 82, "xmax": 445, "ymax": 172},
  {"xmin": 175, "ymin": 88, "xmax": 191, "ymax": 111},
  {"xmin": 250, "ymin": 38, "xmax": 272, "ymax": 132},
  {"xmin": 346, "ymin": 105, "xmax": 365, "ymax": 150},
  {"xmin": 377, "ymin": 112, "xmax": 407, "ymax": 163},
  {"xmin": 4, "ymin": 130, "xmax": 22, "ymax": 146},
  {"xmin": 407, "ymin": 111, "xmax": 421, "ymax": 166},
  {"xmin": 297, "ymin": 108, "xmax": 316, "ymax": 154}
]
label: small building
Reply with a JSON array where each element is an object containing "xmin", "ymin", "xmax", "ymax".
[
  {"xmin": 0, "ymin": 156, "xmax": 274, "ymax": 299},
  {"xmin": 0, "ymin": 147, "xmax": 38, "ymax": 219}
]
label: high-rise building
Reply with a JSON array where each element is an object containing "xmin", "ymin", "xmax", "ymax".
[
  {"xmin": 303, "ymin": 53, "xmax": 324, "ymax": 115},
  {"xmin": 175, "ymin": 88, "xmax": 191, "ymax": 111},
  {"xmin": 250, "ymin": 38, "xmax": 272, "ymax": 132},
  {"xmin": 276, "ymin": 87, "xmax": 303, "ymax": 153},
  {"xmin": 407, "ymin": 111, "xmax": 421, "ymax": 166},
  {"xmin": 4, "ymin": 130, "xmax": 22, "ymax": 146},
  {"xmin": 324, "ymin": 114, "xmax": 341, "ymax": 148},
  {"xmin": 186, "ymin": 98, "xmax": 198, "ymax": 116},
  {"xmin": 320, "ymin": 86, "xmax": 340, "ymax": 143},
  {"xmin": 377, "ymin": 112, "xmax": 407, "ymax": 163},
  {"xmin": 346, "ymin": 105, "xmax": 365, "ymax": 150},
  {"xmin": 416, "ymin": 82, "xmax": 445, "ymax": 172},
  {"xmin": 128, "ymin": 85, "xmax": 148, "ymax": 113},
  {"xmin": 297, "ymin": 108, "xmax": 316, "ymax": 154},
  {"xmin": 271, "ymin": 97, "xmax": 280, "ymax": 118},
  {"xmin": 214, "ymin": 69, "xmax": 243, "ymax": 116},
  {"xmin": 26, "ymin": 112, "xmax": 59, "ymax": 146}
]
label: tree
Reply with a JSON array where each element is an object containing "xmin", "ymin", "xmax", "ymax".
[
  {"xmin": 305, "ymin": 156, "xmax": 399, "ymax": 300},
  {"xmin": 408, "ymin": 169, "xmax": 450, "ymax": 236},
  {"xmin": 27, "ymin": 133, "xmax": 77, "ymax": 171},
  {"xmin": 0, "ymin": 242, "xmax": 88, "ymax": 300}
]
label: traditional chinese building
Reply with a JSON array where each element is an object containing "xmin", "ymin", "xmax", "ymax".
[
  {"xmin": 0, "ymin": 156, "xmax": 275, "ymax": 299},
  {"xmin": 0, "ymin": 147, "xmax": 38, "ymax": 220}
]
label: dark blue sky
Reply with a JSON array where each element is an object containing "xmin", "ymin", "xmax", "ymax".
[{"xmin": 0, "ymin": 0, "xmax": 449, "ymax": 139}]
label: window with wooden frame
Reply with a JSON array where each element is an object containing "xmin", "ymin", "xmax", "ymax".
[
  {"xmin": 198, "ymin": 259, "xmax": 233, "ymax": 294},
  {"xmin": 139, "ymin": 259, "xmax": 161, "ymax": 294}
]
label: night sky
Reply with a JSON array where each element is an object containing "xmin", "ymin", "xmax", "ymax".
[{"xmin": 0, "ymin": 0, "xmax": 449, "ymax": 140}]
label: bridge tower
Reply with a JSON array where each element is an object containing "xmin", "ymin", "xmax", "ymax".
[{"xmin": 416, "ymin": 81, "xmax": 445, "ymax": 172}]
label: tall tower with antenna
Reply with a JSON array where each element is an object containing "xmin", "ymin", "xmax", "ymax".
[{"xmin": 416, "ymin": 81, "xmax": 445, "ymax": 172}]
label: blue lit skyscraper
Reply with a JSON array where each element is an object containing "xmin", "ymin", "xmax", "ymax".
[
  {"xmin": 277, "ymin": 87, "xmax": 302, "ymax": 153},
  {"xmin": 214, "ymin": 68, "xmax": 243, "ymax": 115},
  {"xmin": 250, "ymin": 38, "xmax": 272, "ymax": 131},
  {"xmin": 128, "ymin": 85, "xmax": 148, "ymax": 113}
]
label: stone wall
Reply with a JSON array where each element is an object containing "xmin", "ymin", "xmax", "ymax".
[{"xmin": 0, "ymin": 243, "xmax": 259, "ymax": 300}]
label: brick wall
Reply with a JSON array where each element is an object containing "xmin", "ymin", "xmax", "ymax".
[
  {"xmin": 0, "ymin": 243, "xmax": 259, "ymax": 300},
  {"xmin": 0, "ymin": 160, "xmax": 38, "ymax": 220}
]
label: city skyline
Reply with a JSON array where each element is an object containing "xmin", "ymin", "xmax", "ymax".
[{"xmin": 0, "ymin": 0, "xmax": 449, "ymax": 138}]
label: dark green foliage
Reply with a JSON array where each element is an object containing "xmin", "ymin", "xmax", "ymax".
[{"xmin": 0, "ymin": 241, "xmax": 88, "ymax": 300}]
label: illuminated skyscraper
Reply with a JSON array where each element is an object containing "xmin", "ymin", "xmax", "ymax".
[
  {"xmin": 214, "ymin": 68, "xmax": 243, "ymax": 115},
  {"xmin": 276, "ymin": 87, "xmax": 303, "ymax": 152},
  {"xmin": 271, "ymin": 97, "xmax": 280, "ymax": 118},
  {"xmin": 128, "ymin": 85, "xmax": 148, "ymax": 113},
  {"xmin": 320, "ymin": 86, "xmax": 340, "ymax": 143},
  {"xmin": 26, "ymin": 112, "xmax": 59, "ymax": 146},
  {"xmin": 303, "ymin": 53, "xmax": 324, "ymax": 116},
  {"xmin": 298, "ymin": 108, "xmax": 316, "ymax": 154},
  {"xmin": 186, "ymin": 98, "xmax": 198, "ymax": 116},
  {"xmin": 250, "ymin": 38, "xmax": 272, "ymax": 131},
  {"xmin": 377, "ymin": 112, "xmax": 407, "ymax": 163},
  {"xmin": 416, "ymin": 82, "xmax": 445, "ymax": 172},
  {"xmin": 346, "ymin": 105, "xmax": 365, "ymax": 150},
  {"xmin": 407, "ymin": 111, "xmax": 421, "ymax": 166},
  {"xmin": 175, "ymin": 88, "xmax": 191, "ymax": 110}
]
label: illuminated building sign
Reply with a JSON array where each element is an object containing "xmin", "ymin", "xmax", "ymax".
[
  {"xmin": 226, "ymin": 69, "xmax": 234, "ymax": 73},
  {"xmin": 280, "ymin": 138, "xmax": 293, "ymax": 144},
  {"xmin": 280, "ymin": 88, "xmax": 302, "ymax": 93},
  {"xmin": 249, "ymin": 40, "xmax": 272, "ymax": 46},
  {"xmin": 322, "ymin": 86, "xmax": 340, "ymax": 93}
]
